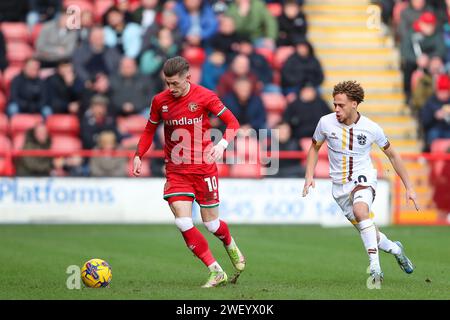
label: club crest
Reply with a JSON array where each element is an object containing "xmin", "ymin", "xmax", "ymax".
[
  {"xmin": 188, "ymin": 102, "xmax": 198, "ymax": 112},
  {"xmin": 357, "ymin": 133, "xmax": 367, "ymax": 145}
]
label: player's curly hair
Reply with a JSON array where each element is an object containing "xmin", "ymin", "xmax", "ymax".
[{"xmin": 333, "ymin": 81, "xmax": 365, "ymax": 105}]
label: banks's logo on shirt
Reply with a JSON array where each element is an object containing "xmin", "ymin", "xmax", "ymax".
[
  {"xmin": 357, "ymin": 133, "xmax": 367, "ymax": 145},
  {"xmin": 188, "ymin": 102, "xmax": 198, "ymax": 112}
]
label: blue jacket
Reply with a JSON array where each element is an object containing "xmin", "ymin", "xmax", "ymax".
[
  {"xmin": 174, "ymin": 1, "xmax": 218, "ymax": 41},
  {"xmin": 104, "ymin": 23, "xmax": 142, "ymax": 58},
  {"xmin": 420, "ymin": 94, "xmax": 450, "ymax": 131},
  {"xmin": 223, "ymin": 93, "xmax": 267, "ymax": 131},
  {"xmin": 200, "ymin": 59, "xmax": 227, "ymax": 91}
]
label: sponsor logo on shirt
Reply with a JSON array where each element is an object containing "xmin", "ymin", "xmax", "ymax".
[{"xmin": 165, "ymin": 114, "xmax": 203, "ymax": 126}]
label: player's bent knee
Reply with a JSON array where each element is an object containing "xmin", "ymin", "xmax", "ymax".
[
  {"xmin": 175, "ymin": 217, "xmax": 194, "ymax": 232},
  {"xmin": 203, "ymin": 218, "xmax": 220, "ymax": 233}
]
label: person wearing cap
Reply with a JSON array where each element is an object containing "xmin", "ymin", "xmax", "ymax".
[
  {"xmin": 420, "ymin": 74, "xmax": 450, "ymax": 151},
  {"xmin": 80, "ymin": 95, "xmax": 121, "ymax": 150},
  {"xmin": 399, "ymin": 0, "xmax": 432, "ymax": 41},
  {"xmin": 401, "ymin": 11, "xmax": 446, "ymax": 100}
]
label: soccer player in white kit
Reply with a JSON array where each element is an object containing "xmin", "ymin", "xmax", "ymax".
[{"xmin": 302, "ymin": 81, "xmax": 419, "ymax": 286}]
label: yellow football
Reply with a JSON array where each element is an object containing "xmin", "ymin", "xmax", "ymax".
[{"xmin": 81, "ymin": 259, "xmax": 112, "ymax": 288}]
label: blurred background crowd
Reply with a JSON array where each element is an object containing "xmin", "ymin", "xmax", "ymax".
[{"xmin": 0, "ymin": 0, "xmax": 448, "ymax": 180}]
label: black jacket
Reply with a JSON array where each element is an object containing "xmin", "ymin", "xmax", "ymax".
[
  {"xmin": 46, "ymin": 73, "xmax": 83, "ymax": 114},
  {"xmin": 283, "ymin": 96, "xmax": 331, "ymax": 139},
  {"xmin": 9, "ymin": 73, "xmax": 47, "ymax": 114},
  {"xmin": 277, "ymin": 11, "xmax": 308, "ymax": 47},
  {"xmin": 80, "ymin": 111, "xmax": 121, "ymax": 150}
]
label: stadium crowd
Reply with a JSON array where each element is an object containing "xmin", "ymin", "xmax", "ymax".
[{"xmin": 0, "ymin": 0, "xmax": 449, "ymax": 178}]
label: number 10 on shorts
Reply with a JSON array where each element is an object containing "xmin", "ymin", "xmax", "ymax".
[{"xmin": 204, "ymin": 176, "xmax": 218, "ymax": 192}]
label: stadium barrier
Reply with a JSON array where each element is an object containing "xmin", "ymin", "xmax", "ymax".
[{"xmin": 0, "ymin": 177, "xmax": 391, "ymax": 226}]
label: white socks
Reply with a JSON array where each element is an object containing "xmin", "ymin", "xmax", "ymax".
[
  {"xmin": 174, "ymin": 217, "xmax": 194, "ymax": 232},
  {"xmin": 207, "ymin": 261, "xmax": 223, "ymax": 272},
  {"xmin": 378, "ymin": 232, "xmax": 401, "ymax": 255},
  {"xmin": 358, "ymin": 219, "xmax": 380, "ymax": 272},
  {"xmin": 204, "ymin": 218, "xmax": 220, "ymax": 233}
]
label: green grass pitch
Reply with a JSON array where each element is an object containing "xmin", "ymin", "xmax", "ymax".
[{"xmin": 0, "ymin": 224, "xmax": 449, "ymax": 300}]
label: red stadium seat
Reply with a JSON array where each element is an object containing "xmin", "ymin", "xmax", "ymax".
[
  {"xmin": 2, "ymin": 65, "xmax": 22, "ymax": 95},
  {"xmin": 274, "ymin": 46, "xmax": 295, "ymax": 70},
  {"xmin": 235, "ymin": 136, "xmax": 260, "ymax": 160},
  {"xmin": 51, "ymin": 134, "xmax": 82, "ymax": 153},
  {"xmin": 64, "ymin": 0, "xmax": 95, "ymax": 13},
  {"xmin": 0, "ymin": 113, "xmax": 8, "ymax": 134},
  {"xmin": 0, "ymin": 135, "xmax": 13, "ymax": 176},
  {"xmin": 315, "ymin": 159, "xmax": 329, "ymax": 178},
  {"xmin": 189, "ymin": 65, "xmax": 202, "ymax": 84},
  {"xmin": 261, "ymin": 92, "xmax": 287, "ymax": 113},
  {"xmin": 31, "ymin": 23, "xmax": 43, "ymax": 46},
  {"xmin": 431, "ymin": 139, "xmax": 450, "ymax": 153},
  {"xmin": 300, "ymin": 137, "xmax": 328, "ymax": 166},
  {"xmin": 182, "ymin": 46, "xmax": 206, "ymax": 66},
  {"xmin": 10, "ymin": 114, "xmax": 44, "ymax": 137},
  {"xmin": 1, "ymin": 22, "xmax": 30, "ymax": 43},
  {"xmin": 117, "ymin": 115, "xmax": 147, "ymax": 135},
  {"xmin": 120, "ymin": 134, "xmax": 142, "ymax": 149},
  {"xmin": 6, "ymin": 42, "xmax": 34, "ymax": 66},
  {"xmin": 255, "ymin": 47, "xmax": 275, "ymax": 67},
  {"xmin": 46, "ymin": 114, "xmax": 80, "ymax": 136},
  {"xmin": 95, "ymin": 0, "xmax": 115, "ymax": 22},
  {"xmin": 230, "ymin": 163, "xmax": 262, "ymax": 178},
  {"xmin": 0, "ymin": 91, "xmax": 6, "ymax": 113},
  {"xmin": 267, "ymin": 3, "xmax": 282, "ymax": 17},
  {"xmin": 12, "ymin": 132, "xmax": 26, "ymax": 150}
]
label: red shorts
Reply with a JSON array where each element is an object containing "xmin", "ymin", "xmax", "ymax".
[{"xmin": 163, "ymin": 169, "xmax": 220, "ymax": 208}]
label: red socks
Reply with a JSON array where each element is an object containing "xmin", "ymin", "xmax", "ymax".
[
  {"xmin": 181, "ymin": 227, "xmax": 216, "ymax": 267},
  {"xmin": 214, "ymin": 220, "xmax": 232, "ymax": 246}
]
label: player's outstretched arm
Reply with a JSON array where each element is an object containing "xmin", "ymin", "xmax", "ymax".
[
  {"xmin": 382, "ymin": 144, "xmax": 419, "ymax": 211},
  {"xmin": 302, "ymin": 142, "xmax": 321, "ymax": 197},
  {"xmin": 133, "ymin": 120, "xmax": 158, "ymax": 176}
]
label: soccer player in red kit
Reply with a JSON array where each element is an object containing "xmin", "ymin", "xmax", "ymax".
[{"xmin": 133, "ymin": 56, "xmax": 245, "ymax": 288}]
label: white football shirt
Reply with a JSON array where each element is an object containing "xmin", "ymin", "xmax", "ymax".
[{"xmin": 312, "ymin": 112, "xmax": 390, "ymax": 184}]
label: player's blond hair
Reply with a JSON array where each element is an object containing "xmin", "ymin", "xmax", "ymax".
[{"xmin": 333, "ymin": 81, "xmax": 365, "ymax": 105}]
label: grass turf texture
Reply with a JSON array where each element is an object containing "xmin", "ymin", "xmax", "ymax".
[{"xmin": 0, "ymin": 225, "xmax": 449, "ymax": 300}]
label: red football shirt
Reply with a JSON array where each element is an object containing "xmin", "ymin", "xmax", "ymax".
[{"xmin": 148, "ymin": 83, "xmax": 230, "ymax": 174}]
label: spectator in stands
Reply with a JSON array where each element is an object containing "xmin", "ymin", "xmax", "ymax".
[
  {"xmin": 15, "ymin": 123, "xmax": 53, "ymax": 176},
  {"xmin": 420, "ymin": 74, "xmax": 450, "ymax": 151},
  {"xmin": 216, "ymin": 54, "xmax": 261, "ymax": 98},
  {"xmin": 0, "ymin": 0, "xmax": 28, "ymax": 22},
  {"xmin": 281, "ymin": 38, "xmax": 324, "ymax": 96},
  {"xmin": 90, "ymin": 131, "xmax": 127, "ymax": 177},
  {"xmin": 110, "ymin": 57, "xmax": 151, "ymax": 116},
  {"xmin": 401, "ymin": 12, "xmax": 446, "ymax": 100},
  {"xmin": 223, "ymin": 77, "xmax": 267, "ymax": 133},
  {"xmin": 273, "ymin": 122, "xmax": 305, "ymax": 178},
  {"xmin": 444, "ymin": 0, "xmax": 450, "ymax": 70},
  {"xmin": 139, "ymin": 27, "xmax": 179, "ymax": 78},
  {"xmin": 174, "ymin": 0, "xmax": 218, "ymax": 46},
  {"xmin": 373, "ymin": 0, "xmax": 395, "ymax": 26},
  {"xmin": 283, "ymin": 85, "xmax": 330, "ymax": 140},
  {"xmin": 105, "ymin": 0, "xmax": 134, "ymax": 24},
  {"xmin": 226, "ymin": 0, "xmax": 278, "ymax": 50},
  {"xmin": 131, "ymin": 0, "xmax": 160, "ymax": 31},
  {"xmin": 432, "ymin": 146, "xmax": 450, "ymax": 222},
  {"xmin": 7, "ymin": 58, "xmax": 51, "ymax": 117},
  {"xmin": 73, "ymin": 26, "xmax": 122, "ymax": 85},
  {"xmin": 35, "ymin": 9, "xmax": 78, "ymax": 68},
  {"xmin": 27, "ymin": 0, "xmax": 61, "ymax": 28},
  {"xmin": 45, "ymin": 60, "xmax": 83, "ymax": 114},
  {"xmin": 80, "ymin": 95, "xmax": 121, "ymax": 150},
  {"xmin": 410, "ymin": 57, "xmax": 445, "ymax": 115},
  {"xmin": 399, "ymin": 0, "xmax": 431, "ymax": 41},
  {"xmin": 142, "ymin": 5, "xmax": 183, "ymax": 48},
  {"xmin": 200, "ymin": 50, "xmax": 227, "ymax": 91},
  {"xmin": 0, "ymin": 30, "xmax": 8, "ymax": 72},
  {"xmin": 52, "ymin": 155, "xmax": 89, "ymax": 177},
  {"xmin": 210, "ymin": 14, "xmax": 241, "ymax": 62},
  {"xmin": 210, "ymin": 0, "xmax": 234, "ymax": 15},
  {"xmin": 104, "ymin": 6, "xmax": 142, "ymax": 58},
  {"xmin": 277, "ymin": 0, "xmax": 307, "ymax": 47},
  {"xmin": 235, "ymin": 36, "xmax": 273, "ymax": 87}
]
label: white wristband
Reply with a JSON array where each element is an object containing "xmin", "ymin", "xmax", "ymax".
[{"xmin": 218, "ymin": 138, "xmax": 228, "ymax": 149}]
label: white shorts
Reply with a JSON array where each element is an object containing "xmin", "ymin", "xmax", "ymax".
[{"xmin": 332, "ymin": 169, "xmax": 377, "ymax": 225}]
